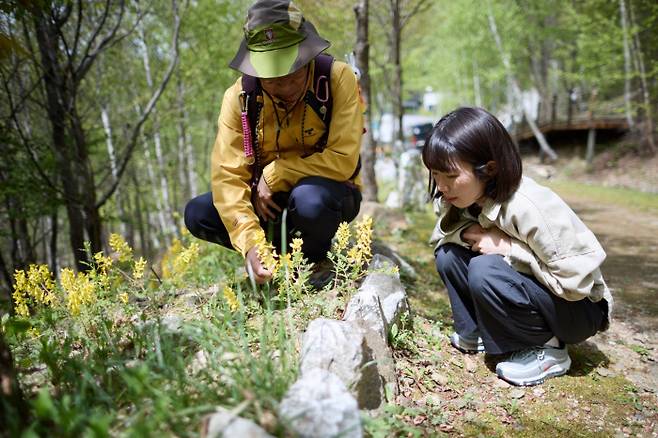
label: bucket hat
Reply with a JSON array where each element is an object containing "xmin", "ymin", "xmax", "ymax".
[{"xmin": 229, "ymin": 0, "xmax": 330, "ymax": 78}]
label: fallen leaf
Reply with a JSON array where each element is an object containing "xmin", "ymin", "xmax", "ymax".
[{"xmin": 596, "ymin": 368, "xmax": 613, "ymax": 377}]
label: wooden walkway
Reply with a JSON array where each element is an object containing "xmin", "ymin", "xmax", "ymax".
[{"xmin": 513, "ymin": 115, "xmax": 630, "ymax": 142}]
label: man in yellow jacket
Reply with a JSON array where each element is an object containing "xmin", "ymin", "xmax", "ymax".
[{"xmin": 184, "ymin": 0, "xmax": 363, "ymax": 287}]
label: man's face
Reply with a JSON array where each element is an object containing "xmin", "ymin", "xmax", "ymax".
[{"xmin": 260, "ymin": 65, "xmax": 309, "ymax": 107}]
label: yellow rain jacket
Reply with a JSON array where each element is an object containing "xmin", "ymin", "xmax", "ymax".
[{"xmin": 211, "ymin": 60, "xmax": 363, "ymax": 257}]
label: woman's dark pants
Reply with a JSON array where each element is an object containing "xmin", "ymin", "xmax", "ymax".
[
  {"xmin": 184, "ymin": 176, "xmax": 362, "ymax": 263},
  {"xmin": 435, "ymin": 243, "xmax": 607, "ymax": 354}
]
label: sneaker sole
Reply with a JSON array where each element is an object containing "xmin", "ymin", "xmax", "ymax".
[
  {"xmin": 450, "ymin": 338, "xmax": 485, "ymax": 354},
  {"xmin": 496, "ymin": 360, "xmax": 571, "ymax": 386}
]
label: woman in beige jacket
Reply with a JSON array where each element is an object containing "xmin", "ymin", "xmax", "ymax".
[{"xmin": 423, "ymin": 107, "xmax": 612, "ymax": 386}]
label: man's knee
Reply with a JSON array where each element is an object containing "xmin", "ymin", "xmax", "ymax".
[{"xmin": 184, "ymin": 193, "xmax": 215, "ymax": 239}]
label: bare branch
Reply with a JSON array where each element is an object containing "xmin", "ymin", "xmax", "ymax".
[
  {"xmin": 400, "ymin": 0, "xmax": 431, "ymax": 29},
  {"xmin": 97, "ymin": 0, "xmax": 182, "ymax": 208},
  {"xmin": 75, "ymin": 0, "xmax": 119, "ymax": 82}
]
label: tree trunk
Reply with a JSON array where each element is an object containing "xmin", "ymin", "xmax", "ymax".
[
  {"xmin": 619, "ymin": 0, "xmax": 634, "ymax": 129},
  {"xmin": 486, "ymin": 2, "xmax": 558, "ymax": 161},
  {"xmin": 102, "ymin": 103, "xmax": 128, "ymax": 237},
  {"xmin": 142, "ymin": 135, "xmax": 167, "ymax": 244},
  {"xmin": 354, "ymin": 0, "xmax": 378, "ymax": 202},
  {"xmin": 138, "ymin": 25, "xmax": 176, "ymax": 237},
  {"xmin": 176, "ymin": 71, "xmax": 198, "ymax": 201},
  {"xmin": 33, "ymin": 7, "xmax": 100, "ymax": 270},
  {"xmin": 628, "ymin": 0, "xmax": 656, "ymax": 154},
  {"xmin": 0, "ymin": 334, "xmax": 30, "ymax": 433},
  {"xmin": 391, "ymin": 0, "xmax": 404, "ymax": 145},
  {"xmin": 131, "ymin": 171, "xmax": 150, "ymax": 257}
]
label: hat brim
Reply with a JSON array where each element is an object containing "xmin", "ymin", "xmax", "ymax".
[{"xmin": 229, "ymin": 22, "xmax": 330, "ymax": 78}]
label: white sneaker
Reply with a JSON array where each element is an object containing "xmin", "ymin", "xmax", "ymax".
[
  {"xmin": 450, "ymin": 332, "xmax": 485, "ymax": 354},
  {"xmin": 496, "ymin": 345, "xmax": 571, "ymax": 386}
]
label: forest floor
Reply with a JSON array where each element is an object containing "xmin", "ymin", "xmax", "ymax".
[{"xmin": 365, "ymin": 152, "xmax": 658, "ymax": 436}]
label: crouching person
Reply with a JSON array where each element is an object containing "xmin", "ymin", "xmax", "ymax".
[{"xmin": 423, "ymin": 107, "xmax": 612, "ymax": 386}]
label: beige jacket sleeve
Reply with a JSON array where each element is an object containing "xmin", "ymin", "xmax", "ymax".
[
  {"xmin": 500, "ymin": 186, "xmax": 607, "ymax": 301},
  {"xmin": 262, "ymin": 62, "xmax": 363, "ymax": 193}
]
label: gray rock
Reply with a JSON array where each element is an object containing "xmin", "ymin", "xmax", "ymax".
[
  {"xmin": 161, "ymin": 314, "xmax": 183, "ymax": 333},
  {"xmin": 343, "ymin": 289, "xmax": 387, "ymax": 340},
  {"xmin": 369, "ymin": 249, "xmax": 417, "ymax": 280},
  {"xmin": 361, "ymin": 272, "xmax": 410, "ymax": 333},
  {"xmin": 279, "ymin": 368, "xmax": 362, "ymax": 438},
  {"xmin": 398, "ymin": 149, "xmax": 427, "ymax": 210},
  {"xmin": 205, "ymin": 407, "xmax": 273, "ymax": 438},
  {"xmin": 300, "ymin": 319, "xmax": 383, "ymax": 409}
]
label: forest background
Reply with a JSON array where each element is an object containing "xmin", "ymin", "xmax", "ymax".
[
  {"xmin": 1, "ymin": 0, "xmax": 657, "ymax": 296},
  {"xmin": 1, "ymin": 0, "xmax": 658, "ymax": 435}
]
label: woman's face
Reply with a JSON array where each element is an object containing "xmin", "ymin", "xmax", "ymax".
[{"xmin": 431, "ymin": 159, "xmax": 488, "ymax": 208}]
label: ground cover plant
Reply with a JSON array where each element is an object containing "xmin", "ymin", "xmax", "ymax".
[
  {"xmin": 4, "ymin": 182, "xmax": 658, "ymax": 436},
  {"xmin": 3, "ymin": 217, "xmax": 376, "ymax": 436}
]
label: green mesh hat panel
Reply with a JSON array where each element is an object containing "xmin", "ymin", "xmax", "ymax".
[{"xmin": 229, "ymin": 0, "xmax": 330, "ymax": 78}]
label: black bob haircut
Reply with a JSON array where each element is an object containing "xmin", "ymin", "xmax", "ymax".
[{"xmin": 421, "ymin": 107, "xmax": 522, "ymax": 204}]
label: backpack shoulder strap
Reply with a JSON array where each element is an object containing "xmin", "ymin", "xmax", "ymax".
[{"xmin": 305, "ymin": 54, "xmax": 334, "ymax": 151}]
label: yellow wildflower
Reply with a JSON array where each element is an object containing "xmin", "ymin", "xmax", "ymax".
[
  {"xmin": 172, "ymin": 242, "xmax": 200, "ymax": 276},
  {"xmin": 333, "ymin": 222, "xmax": 351, "ymax": 253},
  {"xmin": 354, "ymin": 216, "xmax": 373, "ymax": 263},
  {"xmin": 11, "ymin": 265, "xmax": 57, "ymax": 316},
  {"xmin": 347, "ymin": 245, "xmax": 363, "ymax": 265},
  {"xmin": 254, "ymin": 230, "xmax": 278, "ymax": 274},
  {"xmin": 119, "ymin": 292, "xmax": 129, "ymax": 304},
  {"xmin": 223, "ymin": 285, "xmax": 239, "ymax": 312},
  {"xmin": 290, "ymin": 238, "xmax": 303, "ymax": 255},
  {"xmin": 109, "ymin": 233, "xmax": 133, "ymax": 262},
  {"xmin": 60, "ymin": 268, "xmax": 96, "ymax": 316},
  {"xmin": 93, "ymin": 252, "xmax": 113, "ymax": 274},
  {"xmin": 132, "ymin": 257, "xmax": 147, "ymax": 280}
]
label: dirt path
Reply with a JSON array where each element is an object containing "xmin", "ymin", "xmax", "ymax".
[{"xmin": 555, "ymin": 189, "xmax": 658, "ymax": 398}]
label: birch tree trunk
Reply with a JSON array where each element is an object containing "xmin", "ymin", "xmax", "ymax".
[
  {"xmin": 138, "ymin": 23, "xmax": 177, "ymax": 237},
  {"xmin": 619, "ymin": 0, "xmax": 634, "ymax": 129},
  {"xmin": 486, "ymin": 2, "xmax": 558, "ymax": 161},
  {"xmin": 628, "ymin": 0, "xmax": 656, "ymax": 154},
  {"xmin": 390, "ymin": 0, "xmax": 404, "ymax": 145},
  {"xmin": 354, "ymin": 0, "xmax": 378, "ymax": 202},
  {"xmin": 176, "ymin": 71, "xmax": 198, "ymax": 201},
  {"xmin": 101, "ymin": 103, "xmax": 128, "ymax": 237},
  {"xmin": 142, "ymin": 132, "xmax": 168, "ymax": 242}
]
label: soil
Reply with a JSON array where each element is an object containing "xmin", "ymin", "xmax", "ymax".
[{"xmin": 525, "ymin": 155, "xmax": 658, "ymax": 398}]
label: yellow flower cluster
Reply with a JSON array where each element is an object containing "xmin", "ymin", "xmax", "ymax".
[
  {"xmin": 132, "ymin": 257, "xmax": 147, "ymax": 280},
  {"xmin": 254, "ymin": 230, "xmax": 278, "ymax": 274},
  {"xmin": 333, "ymin": 222, "xmax": 351, "ymax": 253},
  {"xmin": 12, "ymin": 264, "xmax": 57, "ymax": 317},
  {"xmin": 119, "ymin": 292, "xmax": 129, "ymax": 304},
  {"xmin": 60, "ymin": 268, "xmax": 97, "ymax": 316},
  {"xmin": 290, "ymin": 238, "xmax": 303, "ymax": 255},
  {"xmin": 109, "ymin": 233, "xmax": 133, "ymax": 262},
  {"xmin": 223, "ymin": 285, "xmax": 239, "ymax": 312},
  {"xmin": 349, "ymin": 216, "xmax": 373, "ymax": 265},
  {"xmin": 172, "ymin": 242, "xmax": 200, "ymax": 275}
]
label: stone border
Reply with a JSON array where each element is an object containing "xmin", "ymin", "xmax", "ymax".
[{"xmin": 205, "ymin": 253, "xmax": 410, "ymax": 438}]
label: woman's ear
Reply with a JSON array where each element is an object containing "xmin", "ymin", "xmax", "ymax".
[{"xmin": 484, "ymin": 160, "xmax": 498, "ymax": 177}]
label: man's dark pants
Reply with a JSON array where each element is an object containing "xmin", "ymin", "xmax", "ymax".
[
  {"xmin": 435, "ymin": 243, "xmax": 608, "ymax": 354},
  {"xmin": 184, "ymin": 176, "xmax": 362, "ymax": 263}
]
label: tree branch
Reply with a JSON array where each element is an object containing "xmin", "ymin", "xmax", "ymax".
[{"xmin": 96, "ymin": 0, "xmax": 182, "ymax": 208}]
